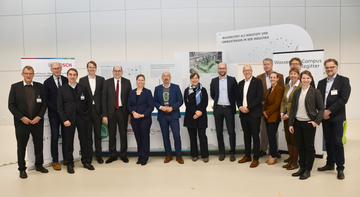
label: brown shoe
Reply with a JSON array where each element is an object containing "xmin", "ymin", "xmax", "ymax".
[
  {"xmin": 250, "ymin": 160, "xmax": 259, "ymax": 168},
  {"xmin": 164, "ymin": 156, "xmax": 173, "ymax": 163},
  {"xmin": 238, "ymin": 156, "xmax": 252, "ymax": 163},
  {"xmin": 267, "ymin": 156, "xmax": 277, "ymax": 165},
  {"xmin": 63, "ymin": 160, "xmax": 75, "ymax": 167},
  {"xmin": 176, "ymin": 157, "xmax": 184, "ymax": 164},
  {"xmin": 53, "ymin": 162, "xmax": 61, "ymax": 170}
]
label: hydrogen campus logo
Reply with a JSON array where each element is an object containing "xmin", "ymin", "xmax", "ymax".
[{"xmin": 101, "ymin": 124, "xmax": 109, "ymax": 139}]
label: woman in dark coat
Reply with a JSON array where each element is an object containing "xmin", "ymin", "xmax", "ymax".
[{"xmin": 183, "ymin": 73, "xmax": 209, "ymax": 163}]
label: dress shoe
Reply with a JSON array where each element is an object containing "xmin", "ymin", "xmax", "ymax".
[
  {"xmin": 277, "ymin": 151, "xmax": 282, "ymax": 158},
  {"xmin": 19, "ymin": 170, "xmax": 27, "ymax": 179},
  {"xmin": 105, "ymin": 157, "xmax": 118, "ymax": 164},
  {"xmin": 267, "ymin": 156, "xmax": 277, "ymax": 165},
  {"xmin": 192, "ymin": 157, "xmax": 198, "ymax": 162},
  {"xmin": 53, "ymin": 162, "xmax": 61, "ymax": 170},
  {"xmin": 230, "ymin": 155, "xmax": 236, "ymax": 162},
  {"xmin": 84, "ymin": 163, "xmax": 95, "ymax": 170},
  {"xmin": 282, "ymin": 162, "xmax": 291, "ymax": 168},
  {"xmin": 96, "ymin": 156, "xmax": 104, "ymax": 164},
  {"xmin": 176, "ymin": 156, "xmax": 184, "ymax": 164},
  {"xmin": 203, "ymin": 158, "xmax": 209, "ymax": 163},
  {"xmin": 63, "ymin": 160, "xmax": 75, "ymax": 167},
  {"xmin": 136, "ymin": 161, "xmax": 142, "ymax": 165},
  {"xmin": 238, "ymin": 156, "xmax": 252, "ymax": 163},
  {"xmin": 284, "ymin": 157, "xmax": 290, "ymax": 163},
  {"xmin": 141, "ymin": 162, "xmax": 147, "ymax": 166},
  {"xmin": 120, "ymin": 156, "xmax": 129, "ymax": 163},
  {"xmin": 258, "ymin": 150, "xmax": 266, "ymax": 157},
  {"xmin": 36, "ymin": 166, "xmax": 49, "ymax": 173},
  {"xmin": 219, "ymin": 154, "xmax": 226, "ymax": 161},
  {"xmin": 164, "ymin": 156, "xmax": 173, "ymax": 163},
  {"xmin": 250, "ymin": 160, "xmax": 259, "ymax": 168},
  {"xmin": 286, "ymin": 163, "xmax": 299, "ymax": 170},
  {"xmin": 292, "ymin": 168, "xmax": 305, "ymax": 177},
  {"xmin": 67, "ymin": 165, "xmax": 75, "ymax": 174},
  {"xmin": 299, "ymin": 170, "xmax": 311, "ymax": 180},
  {"xmin": 337, "ymin": 171, "xmax": 345, "ymax": 180},
  {"xmin": 317, "ymin": 165, "xmax": 335, "ymax": 171}
]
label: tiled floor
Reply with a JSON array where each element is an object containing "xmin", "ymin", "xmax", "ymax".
[{"xmin": 1, "ymin": 120, "xmax": 359, "ymax": 197}]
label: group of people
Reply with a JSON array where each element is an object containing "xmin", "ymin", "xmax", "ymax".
[{"xmin": 9, "ymin": 57, "xmax": 350, "ymax": 181}]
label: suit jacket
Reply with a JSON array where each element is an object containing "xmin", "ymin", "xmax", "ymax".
[
  {"xmin": 317, "ymin": 74, "xmax": 351, "ymax": 122},
  {"xmin": 102, "ymin": 77, "xmax": 132, "ymax": 119},
  {"xmin": 44, "ymin": 75, "xmax": 68, "ymax": 119},
  {"xmin": 127, "ymin": 88, "xmax": 154, "ymax": 120},
  {"xmin": 8, "ymin": 81, "xmax": 47, "ymax": 127},
  {"xmin": 79, "ymin": 75, "xmax": 105, "ymax": 116},
  {"xmin": 183, "ymin": 86, "xmax": 208, "ymax": 129},
  {"xmin": 288, "ymin": 86, "xmax": 325, "ymax": 126},
  {"xmin": 210, "ymin": 75, "xmax": 238, "ymax": 114},
  {"xmin": 236, "ymin": 76, "xmax": 263, "ymax": 119},
  {"xmin": 257, "ymin": 72, "xmax": 285, "ymax": 101},
  {"xmin": 57, "ymin": 83, "xmax": 92, "ymax": 124},
  {"xmin": 286, "ymin": 76, "xmax": 315, "ymax": 88},
  {"xmin": 263, "ymin": 84, "xmax": 284, "ymax": 123},
  {"xmin": 280, "ymin": 81, "xmax": 303, "ymax": 117},
  {"xmin": 154, "ymin": 83, "xmax": 183, "ymax": 121}
]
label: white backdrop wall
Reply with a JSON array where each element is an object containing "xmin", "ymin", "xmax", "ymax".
[{"xmin": 0, "ymin": 0, "xmax": 359, "ymax": 126}]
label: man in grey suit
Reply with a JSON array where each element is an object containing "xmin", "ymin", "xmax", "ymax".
[
  {"xmin": 102, "ymin": 65, "xmax": 132, "ymax": 164},
  {"xmin": 79, "ymin": 61, "xmax": 105, "ymax": 164}
]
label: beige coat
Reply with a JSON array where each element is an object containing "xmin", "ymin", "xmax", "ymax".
[{"xmin": 280, "ymin": 81, "xmax": 303, "ymax": 117}]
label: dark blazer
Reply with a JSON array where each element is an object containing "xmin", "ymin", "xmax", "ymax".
[
  {"xmin": 79, "ymin": 75, "xmax": 105, "ymax": 116},
  {"xmin": 102, "ymin": 77, "xmax": 132, "ymax": 119},
  {"xmin": 127, "ymin": 88, "xmax": 154, "ymax": 120},
  {"xmin": 236, "ymin": 76, "xmax": 263, "ymax": 119},
  {"xmin": 154, "ymin": 83, "xmax": 183, "ymax": 121},
  {"xmin": 286, "ymin": 76, "xmax": 315, "ymax": 88},
  {"xmin": 57, "ymin": 83, "xmax": 92, "ymax": 124},
  {"xmin": 44, "ymin": 75, "xmax": 68, "ymax": 119},
  {"xmin": 8, "ymin": 81, "xmax": 47, "ymax": 127},
  {"xmin": 183, "ymin": 86, "xmax": 208, "ymax": 129},
  {"xmin": 263, "ymin": 84, "xmax": 284, "ymax": 123},
  {"xmin": 288, "ymin": 86, "xmax": 325, "ymax": 126},
  {"xmin": 317, "ymin": 74, "xmax": 351, "ymax": 122},
  {"xmin": 257, "ymin": 72, "xmax": 285, "ymax": 101},
  {"xmin": 210, "ymin": 75, "xmax": 238, "ymax": 114}
]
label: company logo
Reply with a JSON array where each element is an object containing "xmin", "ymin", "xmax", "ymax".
[
  {"xmin": 127, "ymin": 129, "xmax": 134, "ymax": 133},
  {"xmin": 48, "ymin": 62, "xmax": 73, "ymax": 68},
  {"xmin": 150, "ymin": 129, "xmax": 158, "ymax": 135},
  {"xmin": 101, "ymin": 124, "xmax": 109, "ymax": 139}
]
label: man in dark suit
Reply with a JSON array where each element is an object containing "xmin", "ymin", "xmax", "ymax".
[
  {"xmin": 8, "ymin": 66, "xmax": 49, "ymax": 179},
  {"xmin": 154, "ymin": 71, "xmax": 184, "ymax": 164},
  {"xmin": 210, "ymin": 62, "xmax": 238, "ymax": 162},
  {"xmin": 79, "ymin": 61, "xmax": 105, "ymax": 164},
  {"xmin": 236, "ymin": 65, "xmax": 263, "ymax": 168},
  {"xmin": 57, "ymin": 68, "xmax": 94, "ymax": 174},
  {"xmin": 257, "ymin": 58, "xmax": 285, "ymax": 158},
  {"xmin": 102, "ymin": 65, "xmax": 132, "ymax": 164},
  {"xmin": 285, "ymin": 57, "xmax": 315, "ymax": 88},
  {"xmin": 317, "ymin": 58, "xmax": 351, "ymax": 180},
  {"xmin": 43, "ymin": 62, "xmax": 68, "ymax": 170}
]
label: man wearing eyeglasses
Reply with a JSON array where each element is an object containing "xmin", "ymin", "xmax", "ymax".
[
  {"xmin": 9, "ymin": 66, "xmax": 48, "ymax": 178},
  {"xmin": 102, "ymin": 65, "xmax": 132, "ymax": 164},
  {"xmin": 285, "ymin": 57, "xmax": 315, "ymax": 88},
  {"xmin": 317, "ymin": 58, "xmax": 351, "ymax": 180}
]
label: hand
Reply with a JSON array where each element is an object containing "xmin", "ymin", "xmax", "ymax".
[
  {"xmin": 166, "ymin": 107, "xmax": 173, "ymax": 113},
  {"xmin": 323, "ymin": 109, "xmax": 331, "ymax": 117},
  {"xmin": 280, "ymin": 114, "xmax": 288, "ymax": 120},
  {"xmin": 21, "ymin": 117, "xmax": 31, "ymax": 125},
  {"xmin": 64, "ymin": 120, "xmax": 71, "ymax": 127},
  {"xmin": 193, "ymin": 114, "xmax": 198, "ymax": 119},
  {"xmin": 263, "ymin": 111, "xmax": 268, "ymax": 119},
  {"xmin": 133, "ymin": 112, "xmax": 142, "ymax": 119},
  {"xmin": 240, "ymin": 106, "xmax": 249, "ymax": 113},
  {"xmin": 102, "ymin": 117, "xmax": 108, "ymax": 125},
  {"xmin": 289, "ymin": 126, "xmax": 294, "ymax": 134},
  {"xmin": 30, "ymin": 116, "xmax": 41, "ymax": 124},
  {"xmin": 195, "ymin": 110, "xmax": 203, "ymax": 117},
  {"xmin": 308, "ymin": 121, "xmax": 318, "ymax": 127},
  {"xmin": 161, "ymin": 106, "xmax": 170, "ymax": 113}
]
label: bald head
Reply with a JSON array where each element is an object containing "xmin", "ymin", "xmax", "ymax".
[
  {"xmin": 112, "ymin": 65, "xmax": 123, "ymax": 79},
  {"xmin": 243, "ymin": 65, "xmax": 253, "ymax": 81},
  {"xmin": 161, "ymin": 71, "xmax": 171, "ymax": 86}
]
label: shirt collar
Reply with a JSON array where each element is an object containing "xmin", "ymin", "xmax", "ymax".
[
  {"xmin": 163, "ymin": 83, "xmax": 171, "ymax": 88},
  {"xmin": 68, "ymin": 82, "xmax": 77, "ymax": 89},
  {"xmin": 245, "ymin": 76, "xmax": 252, "ymax": 82},
  {"xmin": 23, "ymin": 81, "xmax": 33, "ymax": 86},
  {"xmin": 327, "ymin": 73, "xmax": 337, "ymax": 82},
  {"xmin": 88, "ymin": 75, "xmax": 96, "ymax": 80},
  {"xmin": 219, "ymin": 75, "xmax": 227, "ymax": 80},
  {"xmin": 289, "ymin": 79, "xmax": 300, "ymax": 87},
  {"xmin": 53, "ymin": 75, "xmax": 61, "ymax": 81}
]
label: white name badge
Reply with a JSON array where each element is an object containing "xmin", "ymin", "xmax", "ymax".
[
  {"xmin": 36, "ymin": 98, "xmax": 42, "ymax": 103},
  {"xmin": 331, "ymin": 89, "xmax": 338, "ymax": 95},
  {"xmin": 81, "ymin": 95, "xmax": 85, "ymax": 100}
]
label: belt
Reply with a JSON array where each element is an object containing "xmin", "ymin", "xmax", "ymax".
[{"xmin": 217, "ymin": 105, "xmax": 230, "ymax": 107}]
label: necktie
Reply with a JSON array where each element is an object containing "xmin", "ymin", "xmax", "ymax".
[
  {"xmin": 57, "ymin": 77, "xmax": 61, "ymax": 88},
  {"xmin": 115, "ymin": 79, "xmax": 119, "ymax": 109}
]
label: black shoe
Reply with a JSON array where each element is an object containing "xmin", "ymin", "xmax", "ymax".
[
  {"xmin": 141, "ymin": 162, "xmax": 147, "ymax": 166},
  {"xmin": 120, "ymin": 156, "xmax": 129, "ymax": 163},
  {"xmin": 317, "ymin": 165, "xmax": 335, "ymax": 171},
  {"xmin": 284, "ymin": 157, "xmax": 290, "ymax": 163},
  {"xmin": 136, "ymin": 161, "xmax": 142, "ymax": 165},
  {"xmin": 259, "ymin": 150, "xmax": 266, "ymax": 157},
  {"xmin": 84, "ymin": 163, "xmax": 95, "ymax": 170},
  {"xmin": 19, "ymin": 170, "xmax": 27, "ymax": 179},
  {"xmin": 219, "ymin": 154, "xmax": 225, "ymax": 161},
  {"xmin": 230, "ymin": 155, "xmax": 236, "ymax": 162},
  {"xmin": 36, "ymin": 166, "xmax": 49, "ymax": 173},
  {"xmin": 277, "ymin": 151, "xmax": 282, "ymax": 158},
  {"xmin": 105, "ymin": 157, "xmax": 118, "ymax": 164},
  {"xmin": 67, "ymin": 165, "xmax": 75, "ymax": 174},
  {"xmin": 337, "ymin": 171, "xmax": 345, "ymax": 180},
  {"xmin": 292, "ymin": 168, "xmax": 306, "ymax": 177},
  {"xmin": 97, "ymin": 156, "xmax": 104, "ymax": 164},
  {"xmin": 299, "ymin": 170, "xmax": 311, "ymax": 180}
]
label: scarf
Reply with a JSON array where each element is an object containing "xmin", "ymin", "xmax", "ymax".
[{"xmin": 188, "ymin": 83, "xmax": 202, "ymax": 105}]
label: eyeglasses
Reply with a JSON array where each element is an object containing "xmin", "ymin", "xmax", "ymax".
[
  {"xmin": 218, "ymin": 67, "xmax": 226, "ymax": 70},
  {"xmin": 243, "ymin": 70, "xmax": 252, "ymax": 73},
  {"xmin": 290, "ymin": 63, "xmax": 300, "ymax": 66},
  {"xmin": 52, "ymin": 67, "xmax": 61, "ymax": 70},
  {"xmin": 113, "ymin": 70, "xmax": 122, "ymax": 73},
  {"xmin": 23, "ymin": 73, "xmax": 34, "ymax": 76},
  {"xmin": 325, "ymin": 66, "xmax": 336, "ymax": 70}
]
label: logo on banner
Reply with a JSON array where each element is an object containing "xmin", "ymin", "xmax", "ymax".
[
  {"xmin": 101, "ymin": 124, "xmax": 109, "ymax": 139},
  {"xmin": 48, "ymin": 62, "xmax": 73, "ymax": 68}
]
